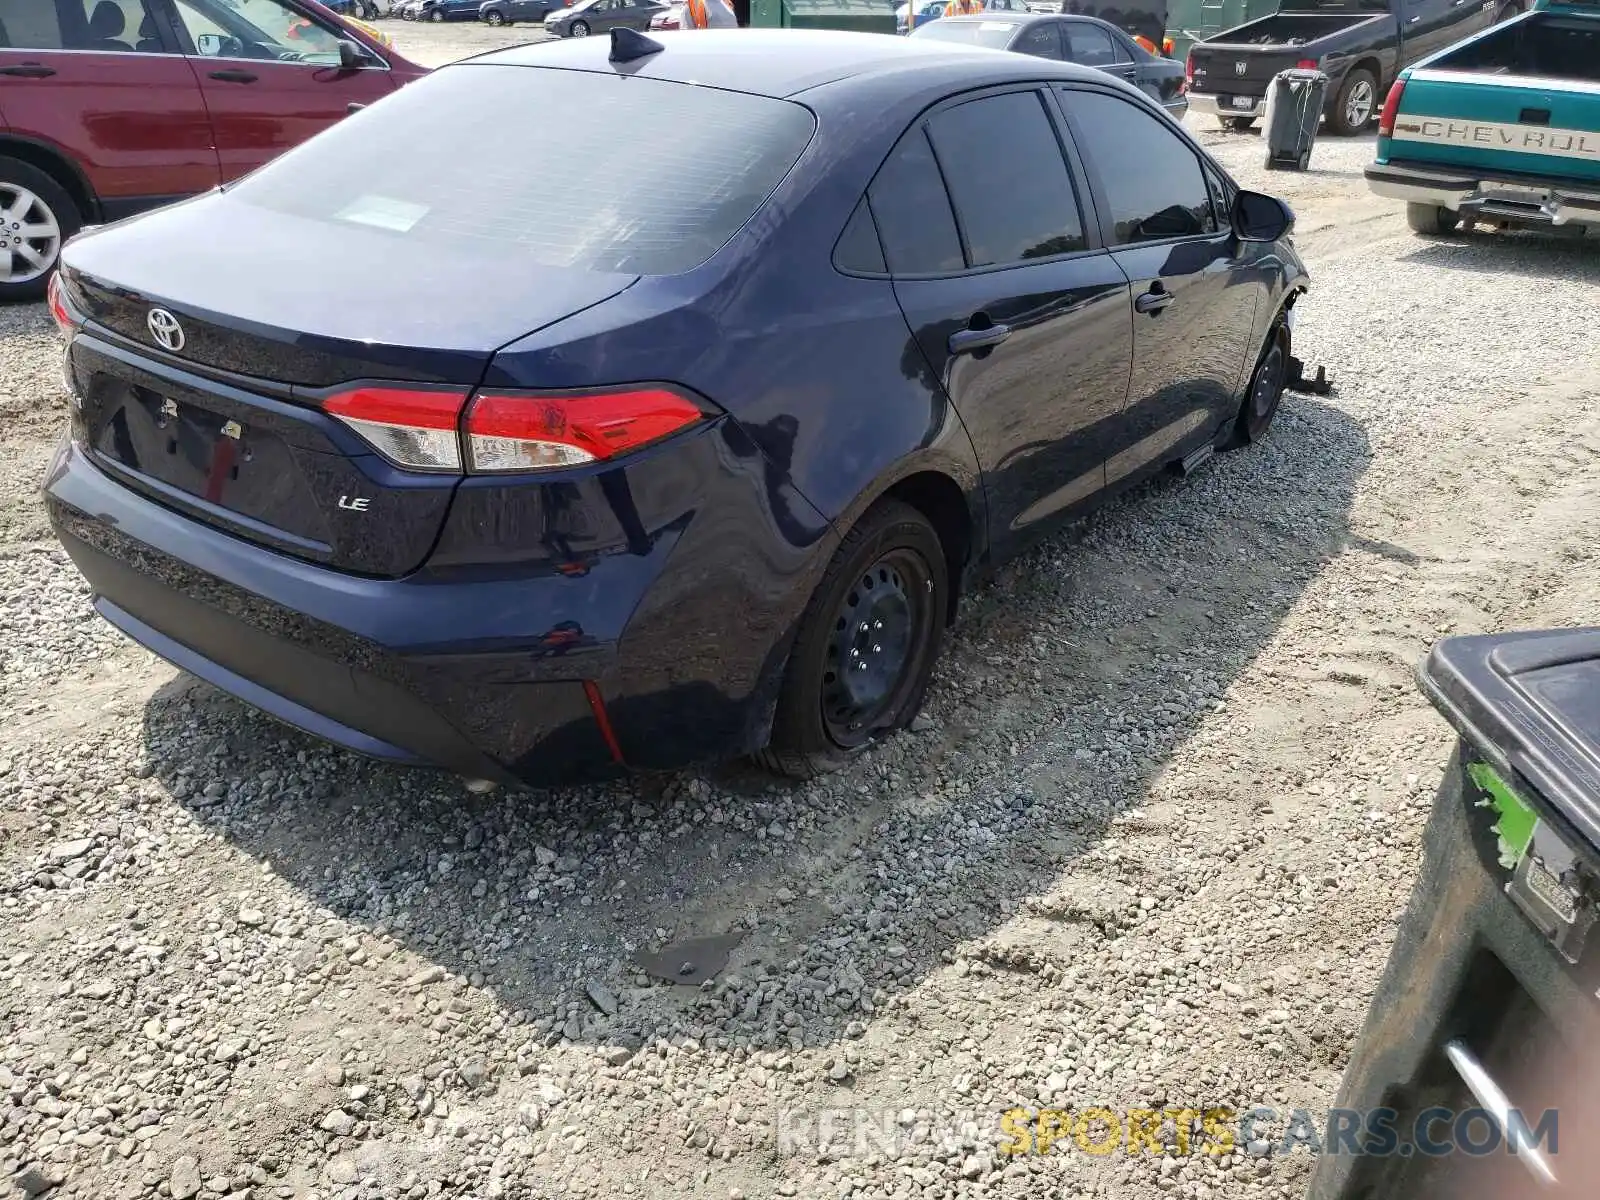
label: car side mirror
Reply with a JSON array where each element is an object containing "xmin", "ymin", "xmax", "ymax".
[
  {"xmin": 1231, "ymin": 190, "xmax": 1294, "ymax": 242},
  {"xmin": 337, "ymin": 39, "xmax": 372, "ymax": 70}
]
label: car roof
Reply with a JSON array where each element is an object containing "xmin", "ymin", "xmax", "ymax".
[
  {"xmin": 462, "ymin": 28, "xmax": 1109, "ymax": 98},
  {"xmin": 933, "ymin": 12, "xmax": 1120, "ymax": 29}
]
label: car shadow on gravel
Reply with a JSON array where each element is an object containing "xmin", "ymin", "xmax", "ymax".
[
  {"xmin": 137, "ymin": 392, "xmax": 1370, "ymax": 1066},
  {"xmin": 1398, "ymin": 232, "xmax": 1600, "ymax": 283}
]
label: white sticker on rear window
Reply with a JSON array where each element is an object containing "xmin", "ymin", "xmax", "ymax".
[{"xmin": 334, "ymin": 195, "xmax": 429, "ymax": 233}]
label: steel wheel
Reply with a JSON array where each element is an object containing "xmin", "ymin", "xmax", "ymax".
[
  {"xmin": 0, "ymin": 182, "xmax": 62, "ymax": 288},
  {"xmin": 822, "ymin": 551, "xmax": 928, "ymax": 746},
  {"xmin": 570, "ymin": 18, "xmax": 589, "ymax": 34},
  {"xmin": 485, "ymin": 7, "xmax": 504, "ymax": 21}
]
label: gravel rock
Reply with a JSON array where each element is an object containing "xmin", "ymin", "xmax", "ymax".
[{"xmin": 168, "ymin": 1157, "xmax": 202, "ymax": 1200}]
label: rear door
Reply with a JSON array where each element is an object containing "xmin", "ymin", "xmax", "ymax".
[
  {"xmin": 1056, "ymin": 85, "xmax": 1259, "ymax": 488},
  {"xmin": 1061, "ymin": 19, "xmax": 1139, "ymax": 87},
  {"xmin": 0, "ymin": 0, "xmax": 217, "ymax": 211},
  {"xmin": 874, "ymin": 87, "xmax": 1133, "ymax": 558},
  {"xmin": 164, "ymin": 0, "xmax": 398, "ymax": 183},
  {"xmin": 1399, "ymin": 0, "xmax": 1496, "ymax": 64}
]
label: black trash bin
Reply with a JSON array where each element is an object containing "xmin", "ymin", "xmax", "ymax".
[
  {"xmin": 1261, "ymin": 68, "xmax": 1327, "ymax": 172},
  {"xmin": 1307, "ymin": 628, "xmax": 1600, "ymax": 1200}
]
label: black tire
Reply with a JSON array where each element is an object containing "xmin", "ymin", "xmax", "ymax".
[
  {"xmin": 570, "ymin": 18, "xmax": 589, "ymax": 34},
  {"xmin": 0, "ymin": 156, "xmax": 81, "ymax": 304},
  {"xmin": 1406, "ymin": 202, "xmax": 1461, "ymax": 236},
  {"xmin": 1327, "ymin": 67, "xmax": 1377, "ymax": 136},
  {"xmin": 1222, "ymin": 319, "xmax": 1289, "ymax": 450},
  {"xmin": 1495, "ymin": 2, "xmax": 1521, "ymax": 20},
  {"xmin": 757, "ymin": 499, "xmax": 948, "ymax": 780},
  {"xmin": 428, "ymin": 6, "xmax": 445, "ymax": 18},
  {"xmin": 1220, "ymin": 116, "xmax": 1256, "ymax": 132},
  {"xmin": 484, "ymin": 7, "xmax": 505, "ymax": 22}
]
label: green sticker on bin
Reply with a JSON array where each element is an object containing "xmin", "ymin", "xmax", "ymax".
[{"xmin": 1468, "ymin": 761, "xmax": 1539, "ymax": 868}]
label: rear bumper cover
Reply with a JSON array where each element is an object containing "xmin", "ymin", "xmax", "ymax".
[
  {"xmin": 1366, "ymin": 160, "xmax": 1600, "ymax": 229},
  {"xmin": 44, "ymin": 428, "xmax": 826, "ymax": 785}
]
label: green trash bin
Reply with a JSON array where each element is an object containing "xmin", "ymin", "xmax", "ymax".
[{"xmin": 749, "ymin": 0, "xmax": 897, "ymax": 33}]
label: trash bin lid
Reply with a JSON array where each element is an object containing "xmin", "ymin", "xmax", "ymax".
[{"xmin": 1421, "ymin": 628, "xmax": 1600, "ymax": 853}]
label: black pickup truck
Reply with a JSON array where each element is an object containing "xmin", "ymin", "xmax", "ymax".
[{"xmin": 1187, "ymin": 0, "xmax": 1524, "ymax": 136}]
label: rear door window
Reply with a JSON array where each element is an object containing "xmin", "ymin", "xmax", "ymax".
[
  {"xmin": 1063, "ymin": 21, "xmax": 1118, "ymax": 67},
  {"xmin": 868, "ymin": 128, "xmax": 965, "ymax": 275},
  {"xmin": 1, "ymin": 0, "xmax": 158, "ymax": 50},
  {"xmin": 225, "ymin": 64, "xmax": 817, "ymax": 275},
  {"xmin": 926, "ymin": 90, "xmax": 1086, "ymax": 266}
]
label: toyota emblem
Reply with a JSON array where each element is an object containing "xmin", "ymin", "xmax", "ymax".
[{"xmin": 147, "ymin": 308, "xmax": 185, "ymax": 353}]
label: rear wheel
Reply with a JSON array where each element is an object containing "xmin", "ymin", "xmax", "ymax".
[
  {"xmin": 1220, "ymin": 115, "xmax": 1256, "ymax": 132},
  {"xmin": 1406, "ymin": 203, "xmax": 1461, "ymax": 236},
  {"xmin": 570, "ymin": 17, "xmax": 589, "ymax": 33},
  {"xmin": 757, "ymin": 499, "xmax": 948, "ymax": 779},
  {"xmin": 1327, "ymin": 67, "xmax": 1377, "ymax": 136},
  {"xmin": 484, "ymin": 7, "xmax": 505, "ymax": 21},
  {"xmin": 0, "ymin": 157, "xmax": 80, "ymax": 304},
  {"xmin": 1222, "ymin": 319, "xmax": 1289, "ymax": 450}
]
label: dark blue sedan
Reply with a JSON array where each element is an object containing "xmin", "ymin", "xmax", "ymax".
[{"xmin": 44, "ymin": 29, "xmax": 1307, "ymax": 787}]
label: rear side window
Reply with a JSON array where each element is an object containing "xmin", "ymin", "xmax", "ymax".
[
  {"xmin": 834, "ymin": 198, "xmax": 886, "ymax": 275},
  {"xmin": 926, "ymin": 91, "xmax": 1086, "ymax": 266},
  {"xmin": 1014, "ymin": 23, "xmax": 1062, "ymax": 59},
  {"xmin": 226, "ymin": 64, "xmax": 816, "ymax": 276},
  {"xmin": 1063, "ymin": 88, "xmax": 1217, "ymax": 245},
  {"xmin": 868, "ymin": 129, "xmax": 965, "ymax": 275},
  {"xmin": 0, "ymin": 0, "xmax": 156, "ymax": 50},
  {"xmin": 1063, "ymin": 22, "xmax": 1118, "ymax": 67}
]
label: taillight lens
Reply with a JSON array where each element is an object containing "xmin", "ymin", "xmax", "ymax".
[
  {"xmin": 1184, "ymin": 52, "xmax": 1193, "ymax": 85},
  {"xmin": 324, "ymin": 386, "xmax": 468, "ymax": 472},
  {"xmin": 1295, "ymin": 58, "xmax": 1318, "ymax": 70},
  {"xmin": 1378, "ymin": 78, "xmax": 1407, "ymax": 138},
  {"xmin": 465, "ymin": 387, "xmax": 703, "ymax": 473},
  {"xmin": 47, "ymin": 272, "xmax": 73, "ymax": 334}
]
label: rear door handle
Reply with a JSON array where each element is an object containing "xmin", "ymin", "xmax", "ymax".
[
  {"xmin": 209, "ymin": 69, "xmax": 259, "ymax": 83},
  {"xmin": 948, "ymin": 324, "xmax": 1012, "ymax": 355},
  {"xmin": 0, "ymin": 64, "xmax": 56, "ymax": 78},
  {"xmin": 1135, "ymin": 287, "xmax": 1174, "ymax": 315}
]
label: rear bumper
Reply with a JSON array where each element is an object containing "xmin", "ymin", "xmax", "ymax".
[
  {"xmin": 1189, "ymin": 90, "xmax": 1261, "ymax": 119},
  {"xmin": 44, "ymin": 428, "xmax": 827, "ymax": 785},
  {"xmin": 1366, "ymin": 160, "xmax": 1600, "ymax": 230}
]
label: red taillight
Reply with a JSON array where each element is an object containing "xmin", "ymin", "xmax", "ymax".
[
  {"xmin": 464, "ymin": 387, "xmax": 703, "ymax": 473},
  {"xmin": 1295, "ymin": 58, "xmax": 1318, "ymax": 70},
  {"xmin": 324, "ymin": 386, "xmax": 468, "ymax": 472},
  {"xmin": 47, "ymin": 272, "xmax": 73, "ymax": 334},
  {"xmin": 1184, "ymin": 52, "xmax": 1193, "ymax": 85},
  {"xmin": 1378, "ymin": 77, "xmax": 1407, "ymax": 138}
]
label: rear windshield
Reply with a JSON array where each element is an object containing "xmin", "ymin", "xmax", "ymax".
[
  {"xmin": 228, "ymin": 64, "xmax": 817, "ymax": 276},
  {"xmin": 912, "ymin": 19, "xmax": 1021, "ymax": 46}
]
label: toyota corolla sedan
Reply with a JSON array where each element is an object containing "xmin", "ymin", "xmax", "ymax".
[{"xmin": 45, "ymin": 29, "xmax": 1306, "ymax": 788}]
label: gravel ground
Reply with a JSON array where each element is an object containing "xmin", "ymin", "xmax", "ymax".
[{"xmin": 5, "ymin": 33, "xmax": 1600, "ymax": 1200}]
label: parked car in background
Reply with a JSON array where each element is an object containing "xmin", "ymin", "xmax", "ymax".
[
  {"xmin": 481, "ymin": 0, "xmax": 568, "ymax": 23},
  {"xmin": 412, "ymin": 0, "xmax": 484, "ymax": 18},
  {"xmin": 0, "ymin": 0, "xmax": 425, "ymax": 302},
  {"xmin": 896, "ymin": 0, "xmax": 1029, "ymax": 33},
  {"xmin": 648, "ymin": 2, "xmax": 681, "ymax": 26},
  {"xmin": 912, "ymin": 13, "xmax": 1189, "ymax": 118},
  {"xmin": 45, "ymin": 30, "xmax": 1305, "ymax": 787},
  {"xmin": 1365, "ymin": 0, "xmax": 1600, "ymax": 236},
  {"xmin": 545, "ymin": 0, "xmax": 665, "ymax": 36},
  {"xmin": 1186, "ymin": 0, "xmax": 1516, "ymax": 136}
]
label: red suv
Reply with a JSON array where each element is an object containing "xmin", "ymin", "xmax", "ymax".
[{"xmin": 0, "ymin": 0, "xmax": 425, "ymax": 301}]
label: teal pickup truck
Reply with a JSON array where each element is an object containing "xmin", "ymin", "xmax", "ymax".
[{"xmin": 1364, "ymin": 0, "xmax": 1600, "ymax": 235}]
